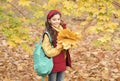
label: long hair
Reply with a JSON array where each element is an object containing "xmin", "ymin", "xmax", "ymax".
[{"xmin": 45, "ymin": 11, "xmax": 65, "ymax": 45}]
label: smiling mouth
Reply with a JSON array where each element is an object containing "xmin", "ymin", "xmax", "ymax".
[
  {"xmin": 54, "ymin": 24, "xmax": 59, "ymax": 25},
  {"xmin": 53, "ymin": 24, "xmax": 59, "ymax": 26},
  {"xmin": 52, "ymin": 24, "xmax": 60, "ymax": 28}
]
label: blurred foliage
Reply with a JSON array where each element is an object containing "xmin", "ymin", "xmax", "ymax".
[
  {"xmin": 0, "ymin": 0, "xmax": 120, "ymax": 52},
  {"xmin": 0, "ymin": 0, "xmax": 120, "ymax": 81}
]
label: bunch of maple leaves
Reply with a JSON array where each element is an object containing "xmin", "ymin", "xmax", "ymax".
[{"xmin": 57, "ymin": 28, "xmax": 81, "ymax": 49}]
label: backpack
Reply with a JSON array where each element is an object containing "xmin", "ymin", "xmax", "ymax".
[{"xmin": 33, "ymin": 31, "xmax": 53, "ymax": 81}]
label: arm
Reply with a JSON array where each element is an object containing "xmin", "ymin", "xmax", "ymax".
[{"xmin": 42, "ymin": 34, "xmax": 63, "ymax": 57}]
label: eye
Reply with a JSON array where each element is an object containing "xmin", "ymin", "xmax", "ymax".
[{"xmin": 52, "ymin": 19, "xmax": 56, "ymax": 21}]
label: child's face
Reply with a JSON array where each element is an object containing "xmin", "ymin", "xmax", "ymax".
[{"xmin": 49, "ymin": 14, "xmax": 61, "ymax": 28}]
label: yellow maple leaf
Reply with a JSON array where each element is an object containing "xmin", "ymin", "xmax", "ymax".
[
  {"xmin": 7, "ymin": 0, "xmax": 12, "ymax": 2},
  {"xmin": 57, "ymin": 28, "xmax": 81, "ymax": 49},
  {"xmin": 18, "ymin": 0, "xmax": 31, "ymax": 6},
  {"xmin": 97, "ymin": 35, "xmax": 111, "ymax": 43},
  {"xmin": 7, "ymin": 40, "xmax": 16, "ymax": 47},
  {"xmin": 48, "ymin": 0, "xmax": 61, "ymax": 5},
  {"xmin": 34, "ymin": 11, "xmax": 44, "ymax": 18},
  {"xmin": 85, "ymin": 26, "xmax": 98, "ymax": 34},
  {"xmin": 11, "ymin": 35, "xmax": 23, "ymax": 44}
]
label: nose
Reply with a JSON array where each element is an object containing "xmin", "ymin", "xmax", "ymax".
[{"xmin": 56, "ymin": 20, "xmax": 60, "ymax": 23}]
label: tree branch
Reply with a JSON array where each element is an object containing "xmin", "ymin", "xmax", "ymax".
[{"xmin": 8, "ymin": 2, "xmax": 26, "ymax": 18}]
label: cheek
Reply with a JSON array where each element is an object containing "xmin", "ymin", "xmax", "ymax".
[
  {"xmin": 50, "ymin": 21, "xmax": 56, "ymax": 25},
  {"xmin": 49, "ymin": 19, "xmax": 54, "ymax": 23}
]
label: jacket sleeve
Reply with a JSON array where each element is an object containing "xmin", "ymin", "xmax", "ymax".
[{"xmin": 42, "ymin": 34, "xmax": 63, "ymax": 57}]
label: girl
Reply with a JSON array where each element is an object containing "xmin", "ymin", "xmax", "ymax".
[{"xmin": 42, "ymin": 10, "xmax": 71, "ymax": 81}]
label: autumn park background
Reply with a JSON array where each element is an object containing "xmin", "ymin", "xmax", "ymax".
[{"xmin": 0, "ymin": 0, "xmax": 120, "ymax": 81}]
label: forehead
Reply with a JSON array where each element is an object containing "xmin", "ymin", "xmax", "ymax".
[{"xmin": 51, "ymin": 14, "xmax": 61, "ymax": 19}]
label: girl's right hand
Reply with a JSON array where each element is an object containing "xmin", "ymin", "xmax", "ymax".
[{"xmin": 57, "ymin": 42, "xmax": 63, "ymax": 50}]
